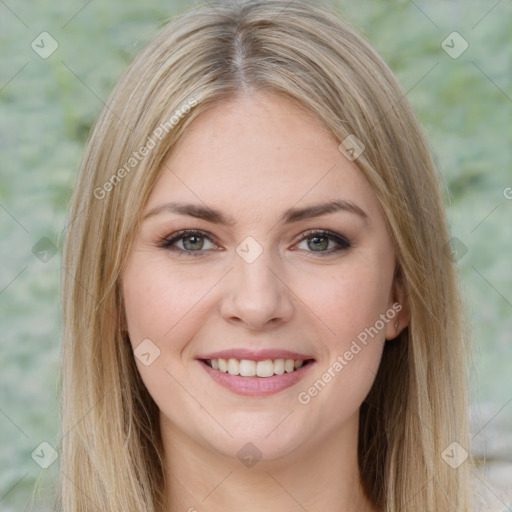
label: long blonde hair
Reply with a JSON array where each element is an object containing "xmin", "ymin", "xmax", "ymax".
[{"xmin": 58, "ymin": 1, "xmax": 472, "ymax": 510}]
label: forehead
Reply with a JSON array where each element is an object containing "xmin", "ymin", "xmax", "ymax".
[{"xmin": 146, "ymin": 93, "xmax": 378, "ymax": 221}]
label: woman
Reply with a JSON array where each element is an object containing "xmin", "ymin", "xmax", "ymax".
[{"xmin": 59, "ymin": 1, "xmax": 476, "ymax": 510}]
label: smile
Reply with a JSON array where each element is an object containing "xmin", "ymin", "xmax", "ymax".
[
  {"xmin": 197, "ymin": 353, "xmax": 315, "ymax": 396},
  {"xmin": 204, "ymin": 357, "xmax": 310, "ymax": 377}
]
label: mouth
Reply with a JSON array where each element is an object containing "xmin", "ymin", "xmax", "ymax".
[
  {"xmin": 201, "ymin": 357, "xmax": 315, "ymax": 377},
  {"xmin": 196, "ymin": 352, "xmax": 316, "ymax": 396}
]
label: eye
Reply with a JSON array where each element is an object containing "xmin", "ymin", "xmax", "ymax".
[
  {"xmin": 158, "ymin": 230, "xmax": 219, "ymax": 256},
  {"xmin": 293, "ymin": 229, "xmax": 351, "ymax": 256},
  {"xmin": 158, "ymin": 228, "xmax": 351, "ymax": 258}
]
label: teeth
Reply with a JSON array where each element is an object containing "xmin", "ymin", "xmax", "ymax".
[
  {"xmin": 227, "ymin": 358, "xmax": 239, "ymax": 375},
  {"xmin": 256, "ymin": 359, "xmax": 274, "ymax": 377},
  {"xmin": 274, "ymin": 358, "xmax": 285, "ymax": 375},
  {"xmin": 206, "ymin": 358, "xmax": 307, "ymax": 377},
  {"xmin": 218, "ymin": 358, "xmax": 228, "ymax": 372},
  {"xmin": 239, "ymin": 359, "xmax": 256, "ymax": 377}
]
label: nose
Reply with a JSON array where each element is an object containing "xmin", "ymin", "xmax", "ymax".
[{"xmin": 220, "ymin": 248, "xmax": 295, "ymax": 331}]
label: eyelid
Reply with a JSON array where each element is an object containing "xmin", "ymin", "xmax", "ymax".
[{"xmin": 295, "ymin": 229, "xmax": 350, "ymax": 246}]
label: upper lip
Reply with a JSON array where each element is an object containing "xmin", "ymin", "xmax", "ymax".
[{"xmin": 197, "ymin": 348, "xmax": 315, "ymax": 361}]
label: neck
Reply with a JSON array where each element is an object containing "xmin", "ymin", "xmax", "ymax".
[{"xmin": 160, "ymin": 413, "xmax": 377, "ymax": 512}]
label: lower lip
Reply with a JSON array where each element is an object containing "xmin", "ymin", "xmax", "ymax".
[{"xmin": 198, "ymin": 360, "xmax": 315, "ymax": 396}]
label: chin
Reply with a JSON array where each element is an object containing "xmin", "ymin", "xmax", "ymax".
[{"xmin": 199, "ymin": 416, "xmax": 311, "ymax": 464}]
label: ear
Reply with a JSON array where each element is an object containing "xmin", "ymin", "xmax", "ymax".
[{"xmin": 385, "ymin": 266, "xmax": 410, "ymax": 340}]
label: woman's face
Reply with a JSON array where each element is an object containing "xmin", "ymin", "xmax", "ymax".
[{"xmin": 122, "ymin": 93, "xmax": 406, "ymax": 462}]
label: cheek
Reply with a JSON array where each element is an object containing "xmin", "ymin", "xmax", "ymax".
[
  {"xmin": 308, "ymin": 261, "xmax": 393, "ymax": 346},
  {"xmin": 122, "ymin": 257, "xmax": 209, "ymax": 345},
  {"xmin": 294, "ymin": 259, "xmax": 392, "ymax": 414},
  {"xmin": 122, "ymin": 258, "xmax": 208, "ymax": 421},
  {"xmin": 122, "ymin": 256, "xmax": 219, "ymax": 404}
]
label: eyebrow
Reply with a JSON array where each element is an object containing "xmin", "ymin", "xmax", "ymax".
[{"xmin": 142, "ymin": 199, "xmax": 368, "ymax": 226}]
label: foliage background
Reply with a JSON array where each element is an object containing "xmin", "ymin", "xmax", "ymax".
[{"xmin": 0, "ymin": 0, "xmax": 510, "ymax": 510}]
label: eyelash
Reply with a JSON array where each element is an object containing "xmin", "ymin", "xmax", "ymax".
[{"xmin": 157, "ymin": 229, "xmax": 351, "ymax": 258}]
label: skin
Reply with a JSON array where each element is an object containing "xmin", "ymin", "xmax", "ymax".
[{"xmin": 122, "ymin": 92, "xmax": 409, "ymax": 512}]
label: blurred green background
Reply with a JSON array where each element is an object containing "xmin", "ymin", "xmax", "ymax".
[{"xmin": 0, "ymin": 0, "xmax": 510, "ymax": 510}]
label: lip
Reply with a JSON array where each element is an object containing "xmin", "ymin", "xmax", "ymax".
[
  {"xmin": 197, "ymin": 356, "xmax": 315, "ymax": 397},
  {"xmin": 197, "ymin": 348, "xmax": 314, "ymax": 361}
]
